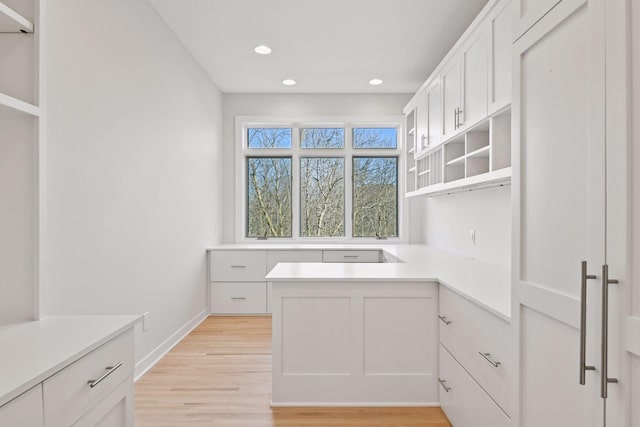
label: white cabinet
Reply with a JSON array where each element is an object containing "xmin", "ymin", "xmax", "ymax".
[
  {"xmin": 461, "ymin": 30, "xmax": 488, "ymax": 127},
  {"xmin": 322, "ymin": 250, "xmax": 380, "ymax": 263},
  {"xmin": 44, "ymin": 329, "xmax": 134, "ymax": 427},
  {"xmin": 438, "ymin": 344, "xmax": 510, "ymax": 427},
  {"xmin": 513, "ymin": 0, "xmax": 561, "ymax": 41},
  {"xmin": 512, "ymin": 0, "xmax": 630, "ymax": 425},
  {"xmin": 441, "ymin": 56, "xmax": 462, "ymax": 138},
  {"xmin": 488, "ymin": 0, "xmax": 513, "ymax": 114},
  {"xmin": 425, "ymin": 78, "xmax": 442, "ymax": 151},
  {"xmin": 0, "ymin": 385, "xmax": 43, "ymax": 427},
  {"xmin": 209, "ymin": 248, "xmax": 380, "ymax": 315},
  {"xmin": 405, "ymin": 0, "xmax": 512, "ymax": 198},
  {"xmin": 210, "ymin": 282, "xmax": 267, "ymax": 314},
  {"xmin": 439, "ymin": 286, "xmax": 511, "ymax": 415},
  {"xmin": 415, "ymin": 88, "xmax": 428, "ymax": 155}
]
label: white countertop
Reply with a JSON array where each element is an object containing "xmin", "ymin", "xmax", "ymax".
[
  {"xmin": 208, "ymin": 243, "xmax": 390, "ymax": 251},
  {"xmin": 263, "ymin": 245, "xmax": 511, "ymax": 322},
  {"xmin": 0, "ymin": 315, "xmax": 140, "ymax": 407}
]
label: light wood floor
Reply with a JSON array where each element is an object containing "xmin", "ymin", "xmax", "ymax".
[{"xmin": 135, "ymin": 316, "xmax": 452, "ymax": 426}]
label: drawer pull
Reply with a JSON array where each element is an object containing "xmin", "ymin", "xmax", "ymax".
[
  {"xmin": 438, "ymin": 377, "xmax": 451, "ymax": 392},
  {"xmin": 479, "ymin": 352, "xmax": 501, "ymax": 367},
  {"xmin": 438, "ymin": 315, "xmax": 452, "ymax": 325},
  {"xmin": 87, "ymin": 361, "xmax": 123, "ymax": 388},
  {"xmin": 231, "ymin": 297, "xmax": 247, "ymax": 300},
  {"xmin": 230, "ymin": 265, "xmax": 247, "ymax": 268},
  {"xmin": 343, "ymin": 255, "xmax": 359, "ymax": 259}
]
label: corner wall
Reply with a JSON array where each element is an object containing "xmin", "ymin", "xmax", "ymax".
[{"xmin": 44, "ymin": 0, "xmax": 223, "ymax": 373}]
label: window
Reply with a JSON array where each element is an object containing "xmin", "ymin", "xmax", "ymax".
[{"xmin": 239, "ymin": 120, "xmax": 402, "ymax": 240}]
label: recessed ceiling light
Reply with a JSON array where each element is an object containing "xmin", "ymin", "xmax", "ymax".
[
  {"xmin": 282, "ymin": 79, "xmax": 297, "ymax": 86},
  {"xmin": 369, "ymin": 78, "xmax": 383, "ymax": 86},
  {"xmin": 254, "ymin": 45, "xmax": 272, "ymax": 55}
]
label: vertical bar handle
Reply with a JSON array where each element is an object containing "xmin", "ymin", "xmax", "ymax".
[
  {"xmin": 454, "ymin": 108, "xmax": 459, "ymax": 130},
  {"xmin": 601, "ymin": 264, "xmax": 619, "ymax": 398},
  {"xmin": 579, "ymin": 261, "xmax": 596, "ymax": 385}
]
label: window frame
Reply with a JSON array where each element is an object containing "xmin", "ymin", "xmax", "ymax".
[{"xmin": 235, "ymin": 116, "xmax": 406, "ymax": 243}]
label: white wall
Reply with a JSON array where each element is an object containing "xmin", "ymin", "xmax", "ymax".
[
  {"xmin": 44, "ymin": 0, "xmax": 223, "ymax": 373},
  {"xmin": 222, "ymin": 93, "xmax": 413, "ymax": 243},
  {"xmin": 422, "ymin": 185, "xmax": 511, "ymax": 266}
]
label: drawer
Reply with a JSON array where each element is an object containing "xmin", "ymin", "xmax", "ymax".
[
  {"xmin": 439, "ymin": 344, "xmax": 510, "ymax": 427},
  {"xmin": 210, "ymin": 250, "xmax": 267, "ymax": 282},
  {"xmin": 322, "ymin": 250, "xmax": 380, "ymax": 263},
  {"xmin": 0, "ymin": 384, "xmax": 44, "ymax": 427},
  {"xmin": 439, "ymin": 286, "xmax": 511, "ymax": 415},
  {"xmin": 43, "ymin": 329, "xmax": 134, "ymax": 427},
  {"xmin": 266, "ymin": 250, "xmax": 323, "ymax": 272},
  {"xmin": 210, "ymin": 282, "xmax": 267, "ymax": 314}
]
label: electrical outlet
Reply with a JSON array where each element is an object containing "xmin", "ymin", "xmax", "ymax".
[
  {"xmin": 470, "ymin": 229, "xmax": 476, "ymax": 245},
  {"xmin": 143, "ymin": 311, "xmax": 150, "ymax": 331}
]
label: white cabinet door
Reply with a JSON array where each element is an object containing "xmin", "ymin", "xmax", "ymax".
[
  {"xmin": 415, "ymin": 88, "xmax": 428, "ymax": 155},
  {"xmin": 0, "ymin": 385, "xmax": 43, "ymax": 427},
  {"xmin": 488, "ymin": 0, "xmax": 512, "ymax": 114},
  {"xmin": 513, "ymin": 0, "xmax": 610, "ymax": 426},
  {"xmin": 426, "ymin": 78, "xmax": 441, "ymax": 151},
  {"xmin": 441, "ymin": 56, "xmax": 461, "ymax": 138},
  {"xmin": 461, "ymin": 30, "xmax": 488, "ymax": 127}
]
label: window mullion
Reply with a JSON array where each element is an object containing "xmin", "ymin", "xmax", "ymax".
[
  {"xmin": 291, "ymin": 127, "xmax": 301, "ymax": 240},
  {"xmin": 345, "ymin": 127, "xmax": 353, "ymax": 239}
]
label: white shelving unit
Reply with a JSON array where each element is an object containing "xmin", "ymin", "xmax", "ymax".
[
  {"xmin": 403, "ymin": 0, "xmax": 512, "ymax": 198},
  {"xmin": 0, "ymin": 0, "xmax": 43, "ymax": 323}
]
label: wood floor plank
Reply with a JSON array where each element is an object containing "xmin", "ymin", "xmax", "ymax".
[{"xmin": 135, "ymin": 316, "xmax": 451, "ymax": 426}]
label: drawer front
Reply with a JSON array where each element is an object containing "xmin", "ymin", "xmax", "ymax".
[
  {"xmin": 266, "ymin": 250, "xmax": 323, "ymax": 272},
  {"xmin": 439, "ymin": 286, "xmax": 511, "ymax": 414},
  {"xmin": 43, "ymin": 329, "xmax": 134, "ymax": 427},
  {"xmin": 0, "ymin": 384, "xmax": 44, "ymax": 427},
  {"xmin": 322, "ymin": 250, "xmax": 380, "ymax": 263},
  {"xmin": 210, "ymin": 282, "xmax": 267, "ymax": 314},
  {"xmin": 210, "ymin": 250, "xmax": 267, "ymax": 282},
  {"xmin": 439, "ymin": 344, "xmax": 510, "ymax": 427}
]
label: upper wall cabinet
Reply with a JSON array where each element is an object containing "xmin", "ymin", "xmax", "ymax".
[
  {"xmin": 404, "ymin": 0, "xmax": 512, "ymax": 198},
  {"xmin": 461, "ymin": 30, "xmax": 489, "ymax": 128},
  {"xmin": 489, "ymin": 0, "xmax": 513, "ymax": 114}
]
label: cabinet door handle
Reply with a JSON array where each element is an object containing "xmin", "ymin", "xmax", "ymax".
[
  {"xmin": 231, "ymin": 297, "xmax": 247, "ymax": 300},
  {"xmin": 579, "ymin": 261, "xmax": 597, "ymax": 385},
  {"xmin": 457, "ymin": 108, "xmax": 464, "ymax": 127},
  {"xmin": 479, "ymin": 352, "xmax": 501, "ymax": 367},
  {"xmin": 230, "ymin": 265, "xmax": 246, "ymax": 268},
  {"xmin": 343, "ymin": 255, "xmax": 359, "ymax": 259},
  {"xmin": 438, "ymin": 315, "xmax": 452, "ymax": 325},
  {"xmin": 601, "ymin": 264, "xmax": 619, "ymax": 398},
  {"xmin": 88, "ymin": 362, "xmax": 123, "ymax": 388},
  {"xmin": 437, "ymin": 377, "xmax": 451, "ymax": 392},
  {"xmin": 454, "ymin": 108, "xmax": 459, "ymax": 130}
]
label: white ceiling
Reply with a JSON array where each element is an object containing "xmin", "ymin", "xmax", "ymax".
[{"xmin": 148, "ymin": 0, "xmax": 489, "ymax": 93}]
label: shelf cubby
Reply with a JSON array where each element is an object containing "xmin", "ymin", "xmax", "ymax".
[{"xmin": 491, "ymin": 109, "xmax": 511, "ymax": 171}]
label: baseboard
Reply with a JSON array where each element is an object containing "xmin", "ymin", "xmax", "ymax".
[
  {"xmin": 134, "ymin": 308, "xmax": 208, "ymax": 381},
  {"xmin": 270, "ymin": 401, "xmax": 441, "ymax": 407}
]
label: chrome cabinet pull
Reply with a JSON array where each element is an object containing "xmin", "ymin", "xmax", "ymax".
[
  {"xmin": 454, "ymin": 109, "xmax": 459, "ymax": 130},
  {"xmin": 230, "ymin": 265, "xmax": 246, "ymax": 268},
  {"xmin": 457, "ymin": 108, "xmax": 464, "ymax": 127},
  {"xmin": 343, "ymin": 255, "xmax": 359, "ymax": 259},
  {"xmin": 601, "ymin": 264, "xmax": 619, "ymax": 398},
  {"xmin": 88, "ymin": 362, "xmax": 123, "ymax": 388},
  {"xmin": 438, "ymin": 377, "xmax": 451, "ymax": 392},
  {"xmin": 438, "ymin": 315, "xmax": 452, "ymax": 325},
  {"xmin": 230, "ymin": 297, "xmax": 247, "ymax": 300},
  {"xmin": 479, "ymin": 352, "xmax": 501, "ymax": 367},
  {"xmin": 579, "ymin": 261, "xmax": 597, "ymax": 385}
]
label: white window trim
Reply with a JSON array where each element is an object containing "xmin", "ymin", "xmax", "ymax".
[{"xmin": 235, "ymin": 115, "xmax": 407, "ymax": 243}]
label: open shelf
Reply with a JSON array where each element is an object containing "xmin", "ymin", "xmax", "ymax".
[
  {"xmin": 418, "ymin": 170, "xmax": 430, "ymax": 177},
  {"xmin": 446, "ymin": 154, "xmax": 466, "ymax": 166},
  {"xmin": 408, "ymin": 166, "xmax": 416, "ymax": 173},
  {"xmin": 0, "ymin": 92, "xmax": 39, "ymax": 116},
  {"xmin": 407, "ymin": 127, "xmax": 415, "ymax": 136},
  {"xmin": 467, "ymin": 145, "xmax": 490, "ymax": 158},
  {"xmin": 0, "ymin": 2, "xmax": 33, "ymax": 33},
  {"xmin": 408, "ymin": 167, "xmax": 512, "ymax": 197}
]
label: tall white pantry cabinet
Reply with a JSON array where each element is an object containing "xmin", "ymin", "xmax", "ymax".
[{"xmin": 512, "ymin": 0, "xmax": 636, "ymax": 426}]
